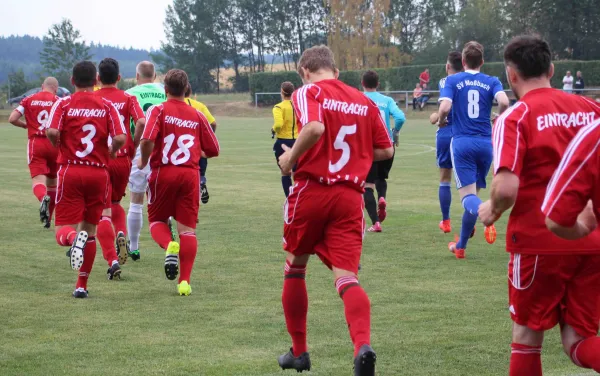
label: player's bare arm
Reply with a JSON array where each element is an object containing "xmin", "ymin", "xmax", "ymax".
[
  {"xmin": 46, "ymin": 128, "xmax": 59, "ymax": 147},
  {"xmin": 8, "ymin": 110, "xmax": 27, "ymax": 129},
  {"xmin": 479, "ymin": 169, "xmax": 519, "ymax": 226},
  {"xmin": 109, "ymin": 134, "xmax": 127, "ymax": 159},
  {"xmin": 546, "ymin": 201, "xmax": 598, "ymax": 240},
  {"xmin": 374, "ymin": 147, "xmax": 394, "ymax": 162},
  {"xmin": 137, "ymin": 139, "xmax": 154, "ymax": 170},
  {"xmin": 278, "ymin": 121, "xmax": 325, "ymax": 174},
  {"xmin": 496, "ymin": 91, "xmax": 510, "ymax": 115},
  {"xmin": 132, "ymin": 117, "xmax": 146, "ymax": 149},
  {"xmin": 437, "ymin": 99, "xmax": 451, "ymax": 127}
]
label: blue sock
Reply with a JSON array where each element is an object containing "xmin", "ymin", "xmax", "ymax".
[
  {"xmin": 282, "ymin": 176, "xmax": 293, "ymax": 197},
  {"xmin": 457, "ymin": 194, "xmax": 482, "ymax": 249},
  {"xmin": 439, "ymin": 183, "xmax": 451, "ymax": 220}
]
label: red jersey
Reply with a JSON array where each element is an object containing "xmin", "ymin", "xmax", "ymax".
[
  {"xmin": 93, "ymin": 87, "xmax": 144, "ymax": 158},
  {"xmin": 291, "ymin": 79, "xmax": 391, "ymax": 192},
  {"xmin": 543, "ymin": 118, "xmax": 600, "ymax": 232},
  {"xmin": 493, "ymin": 88, "xmax": 600, "ymax": 254},
  {"xmin": 47, "ymin": 92, "xmax": 126, "ymax": 167},
  {"xmin": 17, "ymin": 91, "xmax": 59, "ymax": 139},
  {"xmin": 419, "ymin": 71, "xmax": 430, "ymax": 87},
  {"xmin": 142, "ymin": 99, "xmax": 220, "ymax": 170}
]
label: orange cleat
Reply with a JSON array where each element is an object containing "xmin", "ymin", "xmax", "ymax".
[
  {"xmin": 448, "ymin": 235, "xmax": 465, "ymax": 259},
  {"xmin": 378, "ymin": 197, "xmax": 387, "ymax": 223},
  {"xmin": 439, "ymin": 219, "xmax": 452, "ymax": 233},
  {"xmin": 485, "ymin": 224, "xmax": 497, "ymax": 244}
]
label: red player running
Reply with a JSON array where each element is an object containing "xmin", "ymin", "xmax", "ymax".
[
  {"xmin": 46, "ymin": 61, "xmax": 127, "ymax": 299},
  {"xmin": 276, "ymin": 46, "xmax": 393, "ymax": 376},
  {"xmin": 542, "ymin": 117, "xmax": 600, "ymax": 373},
  {"xmin": 138, "ymin": 69, "xmax": 219, "ymax": 297},
  {"xmin": 94, "ymin": 58, "xmax": 145, "ymax": 279},
  {"xmin": 8, "ymin": 77, "xmax": 60, "ymax": 228},
  {"xmin": 478, "ymin": 36, "xmax": 600, "ymax": 375}
]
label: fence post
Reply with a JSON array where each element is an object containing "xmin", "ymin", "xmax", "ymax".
[
  {"xmin": 255, "ymin": 93, "xmax": 258, "ymax": 108},
  {"xmin": 405, "ymin": 92, "xmax": 409, "ymax": 110}
]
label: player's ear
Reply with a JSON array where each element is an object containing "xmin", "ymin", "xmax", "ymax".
[
  {"xmin": 117, "ymin": 74, "xmax": 121, "ymax": 83},
  {"xmin": 334, "ymin": 68, "xmax": 340, "ymax": 80},
  {"xmin": 71, "ymin": 76, "xmax": 75, "ymax": 88},
  {"xmin": 548, "ymin": 63, "xmax": 555, "ymax": 80}
]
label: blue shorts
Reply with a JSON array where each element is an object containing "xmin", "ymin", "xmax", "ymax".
[
  {"xmin": 450, "ymin": 137, "xmax": 492, "ymax": 190},
  {"xmin": 436, "ymin": 132, "xmax": 453, "ymax": 169}
]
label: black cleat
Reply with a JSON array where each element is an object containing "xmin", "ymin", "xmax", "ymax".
[
  {"xmin": 201, "ymin": 184, "xmax": 209, "ymax": 204},
  {"xmin": 72, "ymin": 288, "xmax": 89, "ymax": 299},
  {"xmin": 107, "ymin": 263, "xmax": 122, "ymax": 280},
  {"xmin": 115, "ymin": 231, "xmax": 128, "ymax": 265},
  {"xmin": 40, "ymin": 195, "xmax": 50, "ymax": 226},
  {"xmin": 353, "ymin": 345, "xmax": 376, "ymax": 376},
  {"xmin": 278, "ymin": 348, "xmax": 311, "ymax": 373}
]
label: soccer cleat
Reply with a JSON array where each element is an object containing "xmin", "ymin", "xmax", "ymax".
[
  {"xmin": 168, "ymin": 216, "xmax": 177, "ymax": 241},
  {"xmin": 353, "ymin": 344, "xmax": 377, "ymax": 376},
  {"xmin": 39, "ymin": 195, "xmax": 50, "ymax": 227},
  {"xmin": 448, "ymin": 235, "xmax": 465, "ymax": 259},
  {"xmin": 367, "ymin": 222, "xmax": 382, "ymax": 233},
  {"xmin": 70, "ymin": 231, "xmax": 88, "ymax": 271},
  {"xmin": 485, "ymin": 224, "xmax": 497, "ymax": 244},
  {"xmin": 72, "ymin": 288, "xmax": 89, "ymax": 299},
  {"xmin": 278, "ymin": 348, "xmax": 311, "ymax": 372},
  {"xmin": 201, "ymin": 183, "xmax": 209, "ymax": 204},
  {"xmin": 177, "ymin": 281, "xmax": 192, "ymax": 296},
  {"xmin": 128, "ymin": 240, "xmax": 140, "ymax": 261},
  {"xmin": 164, "ymin": 241, "xmax": 180, "ymax": 280},
  {"xmin": 107, "ymin": 263, "xmax": 122, "ymax": 280},
  {"xmin": 439, "ymin": 219, "xmax": 452, "ymax": 233},
  {"xmin": 377, "ymin": 197, "xmax": 387, "ymax": 223},
  {"xmin": 116, "ymin": 231, "xmax": 128, "ymax": 265}
]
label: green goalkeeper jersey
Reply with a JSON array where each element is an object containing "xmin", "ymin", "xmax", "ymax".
[{"xmin": 126, "ymin": 83, "xmax": 167, "ymax": 135}]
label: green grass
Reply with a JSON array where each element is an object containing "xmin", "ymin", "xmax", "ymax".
[{"xmin": 0, "ymin": 118, "xmax": 593, "ymax": 376}]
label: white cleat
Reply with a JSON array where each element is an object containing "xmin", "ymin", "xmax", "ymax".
[{"xmin": 70, "ymin": 231, "xmax": 88, "ymax": 271}]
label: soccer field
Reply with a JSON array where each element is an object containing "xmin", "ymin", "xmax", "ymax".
[{"xmin": 0, "ymin": 116, "xmax": 590, "ymax": 376}]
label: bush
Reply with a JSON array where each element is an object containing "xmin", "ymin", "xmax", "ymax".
[{"xmin": 250, "ymin": 60, "xmax": 600, "ymax": 105}]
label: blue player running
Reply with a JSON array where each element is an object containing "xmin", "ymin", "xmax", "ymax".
[
  {"xmin": 431, "ymin": 51, "xmax": 464, "ymax": 234},
  {"xmin": 437, "ymin": 41, "xmax": 510, "ymax": 258},
  {"xmin": 362, "ymin": 70, "xmax": 406, "ymax": 232}
]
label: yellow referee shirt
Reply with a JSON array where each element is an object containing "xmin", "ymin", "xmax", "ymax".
[
  {"xmin": 185, "ymin": 98, "xmax": 216, "ymax": 124},
  {"xmin": 272, "ymin": 100, "xmax": 297, "ymax": 140}
]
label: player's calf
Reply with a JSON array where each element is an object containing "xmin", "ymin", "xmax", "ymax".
[{"xmin": 56, "ymin": 226, "xmax": 77, "ymax": 247}]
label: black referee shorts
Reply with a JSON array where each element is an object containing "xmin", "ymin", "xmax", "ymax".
[{"xmin": 366, "ymin": 150, "xmax": 395, "ymax": 184}]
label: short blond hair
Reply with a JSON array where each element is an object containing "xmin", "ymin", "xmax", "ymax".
[{"xmin": 297, "ymin": 45, "xmax": 336, "ymax": 74}]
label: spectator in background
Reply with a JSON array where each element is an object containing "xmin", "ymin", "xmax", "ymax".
[
  {"xmin": 562, "ymin": 70, "xmax": 573, "ymax": 93},
  {"xmin": 574, "ymin": 71, "xmax": 585, "ymax": 94},
  {"xmin": 413, "ymin": 83, "xmax": 423, "ymax": 110},
  {"xmin": 419, "ymin": 68, "xmax": 430, "ymax": 89}
]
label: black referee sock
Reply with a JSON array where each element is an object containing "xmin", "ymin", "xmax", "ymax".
[
  {"xmin": 375, "ymin": 179, "xmax": 387, "ymax": 200},
  {"xmin": 363, "ymin": 188, "xmax": 379, "ymax": 224},
  {"xmin": 282, "ymin": 176, "xmax": 292, "ymax": 198}
]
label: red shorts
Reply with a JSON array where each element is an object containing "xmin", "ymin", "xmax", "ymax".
[
  {"xmin": 147, "ymin": 166, "xmax": 199, "ymax": 229},
  {"xmin": 107, "ymin": 156, "xmax": 131, "ymax": 205},
  {"xmin": 283, "ymin": 180, "xmax": 365, "ymax": 274},
  {"xmin": 55, "ymin": 165, "xmax": 110, "ymax": 226},
  {"xmin": 27, "ymin": 137, "xmax": 58, "ymax": 179},
  {"xmin": 508, "ymin": 253, "xmax": 600, "ymax": 338}
]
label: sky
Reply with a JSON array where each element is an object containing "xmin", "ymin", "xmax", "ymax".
[{"xmin": 2, "ymin": 0, "xmax": 173, "ymax": 50}]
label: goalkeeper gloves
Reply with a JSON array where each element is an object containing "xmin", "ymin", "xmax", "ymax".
[
  {"xmin": 271, "ymin": 129, "xmax": 276, "ymax": 139},
  {"xmin": 393, "ymin": 130, "xmax": 400, "ymax": 147}
]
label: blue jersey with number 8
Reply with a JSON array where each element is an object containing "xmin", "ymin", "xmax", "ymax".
[{"xmin": 439, "ymin": 71, "xmax": 503, "ymax": 138}]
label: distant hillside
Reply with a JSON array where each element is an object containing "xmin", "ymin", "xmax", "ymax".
[{"xmin": 0, "ymin": 35, "xmax": 153, "ymax": 83}]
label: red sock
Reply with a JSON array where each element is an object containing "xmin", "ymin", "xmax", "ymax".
[
  {"xmin": 336, "ymin": 276, "xmax": 370, "ymax": 357},
  {"xmin": 32, "ymin": 183, "xmax": 46, "ymax": 202},
  {"xmin": 150, "ymin": 221, "xmax": 172, "ymax": 249},
  {"xmin": 571, "ymin": 337, "xmax": 600, "ymax": 371},
  {"xmin": 111, "ymin": 203, "xmax": 127, "ymax": 235},
  {"xmin": 56, "ymin": 226, "xmax": 77, "ymax": 246},
  {"xmin": 282, "ymin": 261, "xmax": 308, "ymax": 357},
  {"xmin": 47, "ymin": 186, "xmax": 56, "ymax": 222},
  {"xmin": 76, "ymin": 237, "xmax": 97, "ymax": 290},
  {"xmin": 179, "ymin": 232, "xmax": 197, "ymax": 283},
  {"xmin": 510, "ymin": 343, "xmax": 542, "ymax": 376},
  {"xmin": 97, "ymin": 216, "xmax": 118, "ymax": 266}
]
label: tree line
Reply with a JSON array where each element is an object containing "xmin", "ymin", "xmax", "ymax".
[{"xmin": 158, "ymin": 0, "xmax": 600, "ymax": 93}]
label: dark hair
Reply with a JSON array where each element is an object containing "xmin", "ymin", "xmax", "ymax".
[
  {"xmin": 185, "ymin": 83, "xmax": 192, "ymax": 98},
  {"xmin": 298, "ymin": 45, "xmax": 336, "ymax": 74},
  {"xmin": 72, "ymin": 61, "xmax": 97, "ymax": 88},
  {"xmin": 164, "ymin": 69, "xmax": 189, "ymax": 97},
  {"xmin": 504, "ymin": 35, "xmax": 552, "ymax": 79},
  {"xmin": 362, "ymin": 70, "xmax": 379, "ymax": 89},
  {"xmin": 462, "ymin": 41, "xmax": 484, "ymax": 69},
  {"xmin": 448, "ymin": 51, "xmax": 463, "ymax": 73},
  {"xmin": 98, "ymin": 58, "xmax": 119, "ymax": 85},
  {"xmin": 281, "ymin": 81, "xmax": 294, "ymax": 97}
]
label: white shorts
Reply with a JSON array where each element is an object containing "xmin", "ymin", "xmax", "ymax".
[{"xmin": 129, "ymin": 147, "xmax": 151, "ymax": 194}]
